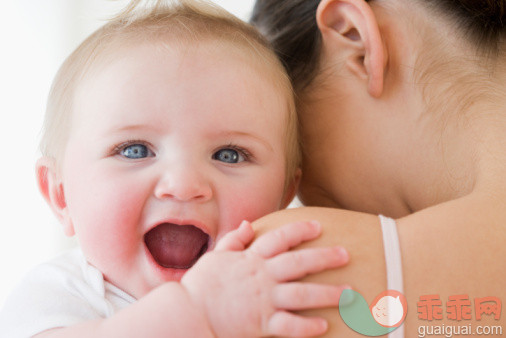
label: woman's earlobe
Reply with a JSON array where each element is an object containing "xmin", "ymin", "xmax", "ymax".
[{"xmin": 316, "ymin": 0, "xmax": 385, "ymax": 97}]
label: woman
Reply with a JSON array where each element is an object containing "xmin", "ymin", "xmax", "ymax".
[{"xmin": 250, "ymin": 0, "xmax": 506, "ymax": 336}]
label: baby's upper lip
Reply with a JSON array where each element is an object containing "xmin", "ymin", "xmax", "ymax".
[
  {"xmin": 145, "ymin": 217, "xmax": 215, "ymax": 251},
  {"xmin": 146, "ymin": 218, "xmax": 212, "ymax": 237}
]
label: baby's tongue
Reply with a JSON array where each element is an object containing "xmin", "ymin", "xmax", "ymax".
[{"xmin": 144, "ymin": 223, "xmax": 209, "ymax": 269}]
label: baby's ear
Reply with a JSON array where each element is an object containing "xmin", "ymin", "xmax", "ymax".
[
  {"xmin": 36, "ymin": 157, "xmax": 75, "ymax": 237},
  {"xmin": 280, "ymin": 168, "xmax": 302, "ymax": 209}
]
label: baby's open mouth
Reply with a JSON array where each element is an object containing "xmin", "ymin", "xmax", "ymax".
[{"xmin": 144, "ymin": 223, "xmax": 209, "ymax": 269}]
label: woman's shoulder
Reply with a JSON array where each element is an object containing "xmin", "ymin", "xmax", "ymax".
[
  {"xmin": 252, "ymin": 207, "xmax": 392, "ymax": 337},
  {"xmin": 253, "ymin": 206, "xmax": 380, "ymax": 235},
  {"xmin": 252, "ymin": 207, "xmax": 389, "ymax": 298},
  {"xmin": 253, "ymin": 206, "xmax": 385, "ymax": 262},
  {"xmin": 252, "ymin": 202, "xmax": 506, "ymax": 335}
]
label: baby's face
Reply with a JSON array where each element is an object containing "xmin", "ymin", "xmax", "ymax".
[{"xmin": 60, "ymin": 41, "xmax": 289, "ymax": 298}]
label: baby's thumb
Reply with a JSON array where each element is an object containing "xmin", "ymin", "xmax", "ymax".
[{"xmin": 215, "ymin": 220, "xmax": 254, "ymax": 252}]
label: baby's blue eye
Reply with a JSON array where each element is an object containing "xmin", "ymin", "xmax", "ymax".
[
  {"xmin": 213, "ymin": 148, "xmax": 245, "ymax": 163},
  {"xmin": 121, "ymin": 144, "xmax": 151, "ymax": 159}
]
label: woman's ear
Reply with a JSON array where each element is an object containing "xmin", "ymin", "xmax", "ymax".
[
  {"xmin": 316, "ymin": 0, "xmax": 385, "ymax": 97},
  {"xmin": 36, "ymin": 157, "xmax": 75, "ymax": 237},
  {"xmin": 280, "ymin": 168, "xmax": 302, "ymax": 209}
]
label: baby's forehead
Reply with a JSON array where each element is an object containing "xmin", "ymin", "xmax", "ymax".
[
  {"xmin": 91, "ymin": 34, "xmax": 284, "ymax": 78},
  {"xmin": 79, "ymin": 35, "xmax": 292, "ymax": 109},
  {"xmin": 73, "ymin": 38, "xmax": 291, "ymax": 125}
]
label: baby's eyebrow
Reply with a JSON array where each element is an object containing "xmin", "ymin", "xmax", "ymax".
[
  {"xmin": 216, "ymin": 131, "xmax": 273, "ymax": 151},
  {"xmin": 107, "ymin": 124, "xmax": 159, "ymax": 134}
]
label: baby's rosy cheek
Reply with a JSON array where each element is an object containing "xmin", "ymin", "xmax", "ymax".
[
  {"xmin": 80, "ymin": 185, "xmax": 143, "ymax": 231},
  {"xmin": 107, "ymin": 194, "xmax": 145, "ymax": 225},
  {"xmin": 223, "ymin": 196, "xmax": 279, "ymax": 229}
]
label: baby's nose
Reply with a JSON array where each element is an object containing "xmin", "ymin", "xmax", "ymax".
[{"xmin": 154, "ymin": 167, "xmax": 212, "ymax": 202}]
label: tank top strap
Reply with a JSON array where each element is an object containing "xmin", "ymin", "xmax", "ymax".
[{"xmin": 379, "ymin": 214, "xmax": 405, "ymax": 338}]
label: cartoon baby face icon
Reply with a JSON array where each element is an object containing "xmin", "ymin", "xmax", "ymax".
[{"xmin": 370, "ymin": 290, "xmax": 407, "ymax": 328}]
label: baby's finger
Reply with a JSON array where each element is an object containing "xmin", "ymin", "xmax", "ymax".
[
  {"xmin": 266, "ymin": 246, "xmax": 349, "ymax": 281},
  {"xmin": 214, "ymin": 221, "xmax": 254, "ymax": 252},
  {"xmin": 248, "ymin": 221, "xmax": 321, "ymax": 258},
  {"xmin": 266, "ymin": 311, "xmax": 328, "ymax": 337},
  {"xmin": 271, "ymin": 283, "xmax": 349, "ymax": 310}
]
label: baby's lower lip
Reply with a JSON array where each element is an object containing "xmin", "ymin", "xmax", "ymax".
[{"xmin": 157, "ymin": 265, "xmax": 189, "ymax": 281}]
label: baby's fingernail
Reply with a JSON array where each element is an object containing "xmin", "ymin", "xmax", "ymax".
[
  {"xmin": 316, "ymin": 318, "xmax": 328, "ymax": 332},
  {"xmin": 334, "ymin": 246, "xmax": 349, "ymax": 262},
  {"xmin": 339, "ymin": 287, "xmax": 355, "ymax": 307},
  {"xmin": 309, "ymin": 220, "xmax": 321, "ymax": 231}
]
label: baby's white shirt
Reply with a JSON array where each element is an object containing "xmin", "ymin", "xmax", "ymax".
[{"xmin": 0, "ymin": 248, "xmax": 135, "ymax": 338}]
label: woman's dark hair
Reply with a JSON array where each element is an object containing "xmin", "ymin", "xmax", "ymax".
[
  {"xmin": 250, "ymin": 0, "xmax": 321, "ymax": 92},
  {"xmin": 425, "ymin": 0, "xmax": 506, "ymax": 51},
  {"xmin": 250, "ymin": 0, "xmax": 506, "ymax": 92}
]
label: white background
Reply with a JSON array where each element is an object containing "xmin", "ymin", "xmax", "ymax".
[{"xmin": 0, "ymin": 0, "xmax": 255, "ymax": 308}]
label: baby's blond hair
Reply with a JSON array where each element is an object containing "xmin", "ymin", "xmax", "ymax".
[{"xmin": 41, "ymin": 0, "xmax": 300, "ymax": 188}]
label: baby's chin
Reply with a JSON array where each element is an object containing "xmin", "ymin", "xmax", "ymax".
[
  {"xmin": 110, "ymin": 271, "xmax": 188, "ymax": 300},
  {"xmin": 101, "ymin": 260, "xmax": 190, "ymax": 300}
]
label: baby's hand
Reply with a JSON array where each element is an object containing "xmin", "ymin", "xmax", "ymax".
[{"xmin": 181, "ymin": 220, "xmax": 349, "ymax": 338}]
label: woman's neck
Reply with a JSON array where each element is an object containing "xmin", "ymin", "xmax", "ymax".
[
  {"xmin": 410, "ymin": 96, "xmax": 506, "ymax": 213},
  {"xmin": 471, "ymin": 111, "xmax": 506, "ymax": 197}
]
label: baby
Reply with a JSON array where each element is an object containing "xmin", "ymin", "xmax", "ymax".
[{"xmin": 0, "ymin": 1, "xmax": 349, "ymax": 337}]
